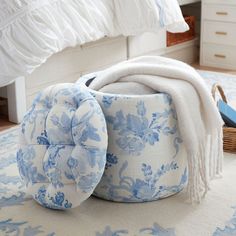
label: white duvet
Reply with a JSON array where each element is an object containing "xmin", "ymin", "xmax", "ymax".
[{"xmin": 0, "ymin": 0, "xmax": 188, "ymax": 86}]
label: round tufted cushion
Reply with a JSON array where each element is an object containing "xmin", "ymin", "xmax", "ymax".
[{"xmin": 17, "ymin": 83, "xmax": 108, "ymax": 209}]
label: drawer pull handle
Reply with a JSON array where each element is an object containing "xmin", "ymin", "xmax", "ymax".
[
  {"xmin": 214, "ymin": 54, "xmax": 226, "ymax": 59},
  {"xmin": 216, "ymin": 12, "xmax": 228, "ymax": 16},
  {"xmin": 215, "ymin": 31, "xmax": 227, "ymax": 35}
]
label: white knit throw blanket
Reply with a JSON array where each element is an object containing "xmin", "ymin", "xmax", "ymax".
[{"xmin": 89, "ymin": 56, "xmax": 224, "ymax": 203}]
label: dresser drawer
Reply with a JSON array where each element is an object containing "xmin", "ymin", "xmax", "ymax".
[
  {"xmin": 202, "ymin": 4, "xmax": 236, "ymax": 22},
  {"xmin": 205, "ymin": 0, "xmax": 236, "ymax": 5},
  {"xmin": 202, "ymin": 21, "xmax": 236, "ymax": 46},
  {"xmin": 201, "ymin": 43, "xmax": 236, "ymax": 69}
]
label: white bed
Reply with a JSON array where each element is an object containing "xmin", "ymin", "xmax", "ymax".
[{"xmin": 0, "ymin": 0, "xmax": 189, "ymax": 123}]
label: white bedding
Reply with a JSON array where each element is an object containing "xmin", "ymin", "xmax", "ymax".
[{"xmin": 0, "ymin": 0, "xmax": 188, "ymax": 87}]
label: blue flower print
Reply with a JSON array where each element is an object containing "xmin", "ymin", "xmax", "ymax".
[
  {"xmin": 17, "ymin": 147, "xmax": 47, "ymax": 186},
  {"xmin": 67, "ymin": 157, "xmax": 78, "ymax": 169},
  {"xmin": 37, "ymin": 130, "xmax": 50, "ymax": 145},
  {"xmin": 116, "ymin": 135, "xmax": 145, "ymax": 156},
  {"xmin": 163, "ymin": 94, "xmax": 173, "ymax": 106},
  {"xmin": 0, "ymin": 219, "xmax": 55, "ymax": 236},
  {"xmin": 105, "ymin": 153, "xmax": 118, "ymax": 169},
  {"xmin": 95, "ymin": 161, "xmax": 187, "ymax": 202},
  {"xmin": 0, "ymin": 154, "xmax": 16, "ymax": 170},
  {"xmin": 133, "ymin": 179, "xmax": 156, "ymax": 200},
  {"xmin": 78, "ymin": 172, "xmax": 101, "ymax": 193},
  {"xmin": 137, "ymin": 101, "xmax": 147, "ymax": 116},
  {"xmin": 51, "ymin": 192, "xmax": 66, "ymax": 207},
  {"xmin": 96, "ymin": 226, "xmax": 128, "ymax": 236},
  {"xmin": 72, "ymin": 111, "xmax": 102, "ymax": 145},
  {"xmin": 102, "ymin": 96, "xmax": 117, "ymax": 109},
  {"xmin": 96, "ymin": 223, "xmax": 176, "ymax": 236},
  {"xmin": 36, "ymin": 186, "xmax": 47, "ymax": 206},
  {"xmin": 43, "ymin": 145, "xmax": 66, "ymax": 188},
  {"xmin": 213, "ymin": 206, "xmax": 236, "ymax": 236},
  {"xmin": 140, "ymin": 222, "xmax": 176, "ymax": 236},
  {"xmin": 106, "ymin": 101, "xmax": 177, "ymax": 155},
  {"xmin": 0, "ymin": 192, "xmax": 30, "ymax": 209},
  {"xmin": 34, "ymin": 186, "xmax": 72, "ymax": 209},
  {"xmin": 50, "ymin": 112, "xmax": 71, "ymax": 134},
  {"xmin": 0, "ymin": 219, "xmax": 26, "ymax": 236},
  {"xmin": 21, "ymin": 93, "xmax": 52, "ymax": 139}
]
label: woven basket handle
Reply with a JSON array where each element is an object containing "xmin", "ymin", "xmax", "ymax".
[{"xmin": 211, "ymin": 83, "xmax": 227, "ymax": 103}]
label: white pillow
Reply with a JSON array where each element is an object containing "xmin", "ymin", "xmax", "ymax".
[
  {"xmin": 114, "ymin": 0, "xmax": 189, "ymax": 35},
  {"xmin": 155, "ymin": 0, "xmax": 189, "ymax": 33}
]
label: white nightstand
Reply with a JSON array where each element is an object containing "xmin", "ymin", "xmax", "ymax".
[{"xmin": 200, "ymin": 0, "xmax": 236, "ymax": 69}]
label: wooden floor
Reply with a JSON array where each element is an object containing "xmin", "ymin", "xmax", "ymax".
[
  {"xmin": 0, "ymin": 115, "xmax": 16, "ymax": 132},
  {"xmin": 0, "ymin": 63, "xmax": 236, "ymax": 132}
]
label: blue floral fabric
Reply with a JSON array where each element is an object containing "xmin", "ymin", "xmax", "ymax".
[
  {"xmin": 79, "ymin": 75, "xmax": 188, "ymax": 202},
  {"xmin": 1, "ymin": 126, "xmax": 236, "ymax": 236},
  {"xmin": 1, "ymin": 70, "xmax": 236, "ymax": 235},
  {"xmin": 17, "ymin": 83, "xmax": 108, "ymax": 209}
]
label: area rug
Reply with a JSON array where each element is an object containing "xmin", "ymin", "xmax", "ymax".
[
  {"xmin": 198, "ymin": 70, "xmax": 236, "ymax": 108},
  {"xmin": 1, "ymin": 70, "xmax": 236, "ymax": 236}
]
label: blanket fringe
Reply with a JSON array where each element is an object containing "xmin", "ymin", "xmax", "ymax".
[{"xmin": 187, "ymin": 128, "xmax": 223, "ymax": 203}]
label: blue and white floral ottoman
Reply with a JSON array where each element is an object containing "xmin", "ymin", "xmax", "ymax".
[
  {"xmin": 79, "ymin": 75, "xmax": 188, "ymax": 203},
  {"xmin": 17, "ymin": 77, "xmax": 188, "ymax": 210}
]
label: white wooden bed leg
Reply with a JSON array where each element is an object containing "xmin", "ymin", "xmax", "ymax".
[{"xmin": 7, "ymin": 77, "xmax": 26, "ymax": 124}]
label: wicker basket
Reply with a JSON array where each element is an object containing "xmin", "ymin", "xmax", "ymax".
[{"xmin": 212, "ymin": 83, "xmax": 236, "ymax": 153}]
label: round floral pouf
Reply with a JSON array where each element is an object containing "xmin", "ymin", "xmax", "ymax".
[
  {"xmin": 17, "ymin": 83, "xmax": 108, "ymax": 209},
  {"xmin": 79, "ymin": 75, "xmax": 188, "ymax": 203}
]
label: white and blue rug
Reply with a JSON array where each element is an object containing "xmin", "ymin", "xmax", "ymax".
[
  {"xmin": 1, "ymin": 70, "xmax": 236, "ymax": 236},
  {"xmin": 198, "ymin": 70, "xmax": 236, "ymax": 108}
]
